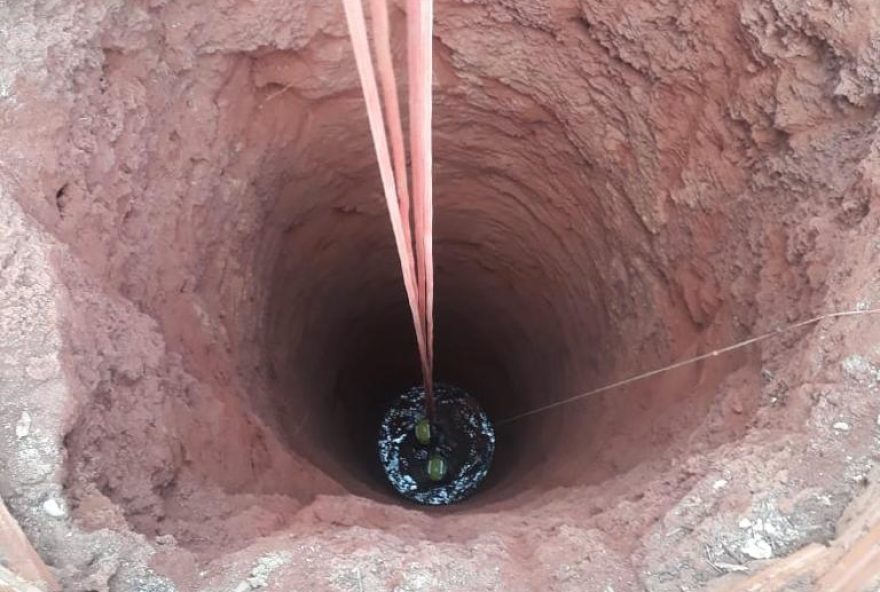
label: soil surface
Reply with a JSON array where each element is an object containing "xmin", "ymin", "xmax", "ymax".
[{"xmin": 0, "ymin": 0, "xmax": 879, "ymax": 590}]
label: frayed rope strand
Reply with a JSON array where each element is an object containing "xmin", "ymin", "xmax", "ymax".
[{"xmin": 497, "ymin": 307, "xmax": 880, "ymax": 426}]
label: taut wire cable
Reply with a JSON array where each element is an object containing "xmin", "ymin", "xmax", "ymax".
[{"xmin": 497, "ymin": 308, "xmax": 880, "ymax": 426}]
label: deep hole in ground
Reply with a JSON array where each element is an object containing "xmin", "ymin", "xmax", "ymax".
[
  {"xmin": 1, "ymin": 0, "xmax": 879, "ymax": 590},
  {"xmin": 58, "ymin": 11, "xmax": 764, "ymax": 520},
  {"xmin": 54, "ymin": 15, "xmax": 755, "ymax": 519},
  {"xmin": 259, "ymin": 137, "xmax": 747, "ymax": 505}
]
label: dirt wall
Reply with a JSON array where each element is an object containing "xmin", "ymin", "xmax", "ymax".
[{"xmin": 0, "ymin": 0, "xmax": 879, "ymax": 590}]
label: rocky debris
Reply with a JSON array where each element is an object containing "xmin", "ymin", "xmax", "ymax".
[{"xmin": 232, "ymin": 552, "xmax": 293, "ymax": 592}]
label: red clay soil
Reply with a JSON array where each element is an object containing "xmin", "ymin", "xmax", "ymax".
[{"xmin": 0, "ymin": 1, "xmax": 879, "ymax": 591}]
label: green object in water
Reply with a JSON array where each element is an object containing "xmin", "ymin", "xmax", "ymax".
[
  {"xmin": 427, "ymin": 455, "xmax": 447, "ymax": 481},
  {"xmin": 415, "ymin": 418, "xmax": 432, "ymax": 445}
]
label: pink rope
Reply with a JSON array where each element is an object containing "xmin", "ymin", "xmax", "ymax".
[
  {"xmin": 369, "ymin": 0, "xmax": 412, "ymax": 258},
  {"xmin": 340, "ymin": 0, "xmax": 426, "ymax": 377},
  {"xmin": 342, "ymin": 0, "xmax": 436, "ymax": 416},
  {"xmin": 407, "ymin": 0, "xmax": 435, "ymax": 414}
]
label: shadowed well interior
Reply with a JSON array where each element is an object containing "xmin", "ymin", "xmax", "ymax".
[
  {"xmin": 266, "ymin": 173, "xmax": 585, "ymax": 499},
  {"xmin": 256, "ymin": 110, "xmax": 739, "ymax": 503}
]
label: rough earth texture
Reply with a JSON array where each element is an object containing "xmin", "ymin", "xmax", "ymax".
[{"xmin": 0, "ymin": 0, "xmax": 879, "ymax": 590}]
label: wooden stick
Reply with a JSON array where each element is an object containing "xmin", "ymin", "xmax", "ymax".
[
  {"xmin": 0, "ymin": 565, "xmax": 50, "ymax": 592},
  {"xmin": 0, "ymin": 497, "xmax": 59, "ymax": 591}
]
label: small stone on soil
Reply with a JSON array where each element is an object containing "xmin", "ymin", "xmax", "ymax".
[
  {"xmin": 740, "ymin": 536, "xmax": 773, "ymax": 560},
  {"xmin": 14, "ymin": 411, "xmax": 30, "ymax": 439},
  {"xmin": 42, "ymin": 498, "xmax": 65, "ymax": 518}
]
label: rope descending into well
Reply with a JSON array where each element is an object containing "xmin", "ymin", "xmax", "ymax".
[{"xmin": 342, "ymin": 0, "xmax": 436, "ymax": 418}]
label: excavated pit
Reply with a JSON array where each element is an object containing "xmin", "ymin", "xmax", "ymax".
[{"xmin": 1, "ymin": 0, "xmax": 879, "ymax": 590}]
